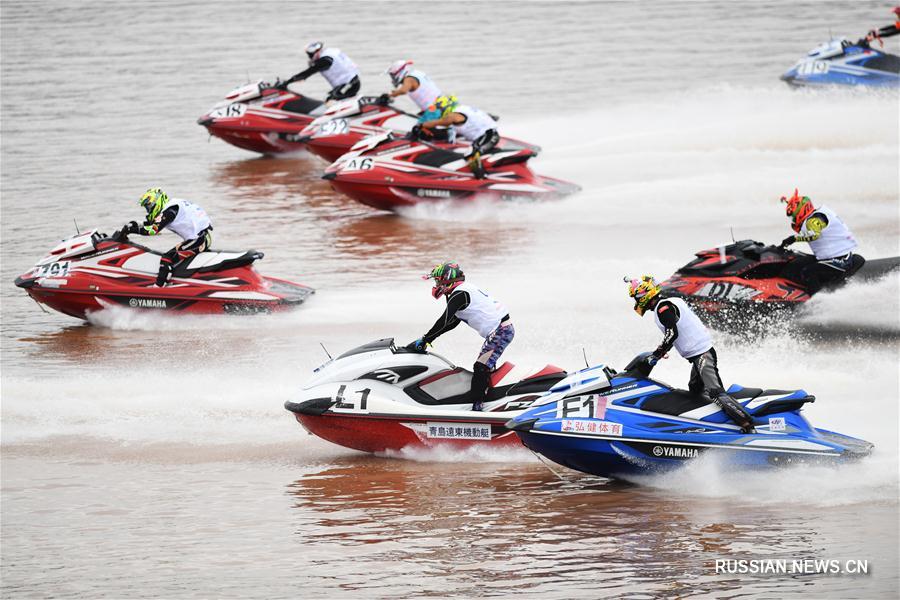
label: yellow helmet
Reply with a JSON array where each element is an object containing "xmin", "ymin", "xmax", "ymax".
[
  {"xmin": 139, "ymin": 187, "xmax": 169, "ymax": 221},
  {"xmin": 433, "ymin": 95, "xmax": 459, "ymax": 118},
  {"xmin": 625, "ymin": 275, "xmax": 661, "ymax": 316}
]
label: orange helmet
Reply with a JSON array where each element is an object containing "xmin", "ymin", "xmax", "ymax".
[{"xmin": 781, "ymin": 189, "xmax": 815, "ymax": 232}]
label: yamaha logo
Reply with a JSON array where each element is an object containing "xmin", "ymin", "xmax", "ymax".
[
  {"xmin": 652, "ymin": 445, "xmax": 699, "ymax": 459},
  {"xmin": 416, "ymin": 189, "xmax": 451, "ymax": 198},
  {"xmin": 128, "ymin": 298, "xmax": 167, "ymax": 309}
]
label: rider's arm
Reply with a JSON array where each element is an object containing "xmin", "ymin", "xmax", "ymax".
[
  {"xmin": 794, "ymin": 214, "xmax": 829, "ymax": 242},
  {"xmin": 876, "ymin": 23, "xmax": 899, "ymax": 38},
  {"xmin": 422, "ymin": 289, "xmax": 470, "ymax": 344},
  {"xmin": 137, "ymin": 205, "xmax": 179, "ymax": 236},
  {"xmin": 421, "ymin": 112, "xmax": 465, "ymax": 130},
  {"xmin": 390, "ymin": 75, "xmax": 418, "ymax": 98},
  {"xmin": 285, "ymin": 56, "xmax": 334, "ymax": 84},
  {"xmin": 652, "ymin": 300, "xmax": 680, "ymax": 358}
]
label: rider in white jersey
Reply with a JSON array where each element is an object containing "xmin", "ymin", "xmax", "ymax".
[
  {"xmin": 123, "ymin": 188, "xmax": 213, "ymax": 287},
  {"xmin": 627, "ymin": 275, "xmax": 755, "ymax": 433},
  {"xmin": 417, "ymin": 95, "xmax": 500, "ymax": 179},
  {"xmin": 407, "ymin": 262, "xmax": 514, "ymax": 410},
  {"xmin": 779, "ymin": 189, "xmax": 864, "ymax": 293},
  {"xmin": 282, "ymin": 41, "xmax": 361, "ymax": 101},
  {"xmin": 383, "ymin": 60, "xmax": 443, "ymax": 112}
]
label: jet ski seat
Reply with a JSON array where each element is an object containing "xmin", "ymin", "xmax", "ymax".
[
  {"xmin": 174, "ymin": 250, "xmax": 263, "ymax": 277},
  {"xmin": 281, "ymin": 96, "xmax": 325, "ymax": 115},
  {"xmin": 638, "ymin": 386, "xmax": 814, "ymax": 418}
]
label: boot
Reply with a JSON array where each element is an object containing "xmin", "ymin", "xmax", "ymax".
[
  {"xmin": 468, "ymin": 153, "xmax": 486, "ymax": 179},
  {"xmin": 714, "ymin": 393, "xmax": 756, "ymax": 433},
  {"xmin": 470, "ymin": 362, "xmax": 490, "ymax": 411}
]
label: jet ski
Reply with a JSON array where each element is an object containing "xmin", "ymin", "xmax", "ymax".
[
  {"xmin": 781, "ymin": 38, "xmax": 900, "ymax": 88},
  {"xmin": 284, "ymin": 337, "xmax": 569, "ymax": 454},
  {"xmin": 198, "ymin": 80, "xmax": 327, "ymax": 154},
  {"xmin": 658, "ymin": 239, "xmax": 900, "ymax": 329},
  {"xmin": 15, "ymin": 228, "xmax": 314, "ymax": 320},
  {"xmin": 506, "ymin": 353, "xmax": 873, "ymax": 481},
  {"xmin": 322, "ymin": 132, "xmax": 581, "ymax": 212},
  {"xmin": 298, "ymin": 96, "xmax": 419, "ymax": 162}
]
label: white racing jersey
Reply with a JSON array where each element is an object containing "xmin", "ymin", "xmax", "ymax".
[
  {"xmin": 318, "ymin": 48, "xmax": 360, "ymax": 88},
  {"xmin": 453, "ymin": 105, "xmax": 497, "ymax": 141},
  {"xmin": 406, "ymin": 69, "xmax": 442, "ymax": 111},
  {"xmin": 455, "ymin": 282, "xmax": 508, "ymax": 338},
  {"xmin": 166, "ymin": 199, "xmax": 211, "ymax": 241},
  {"xmin": 654, "ymin": 297, "xmax": 712, "ymax": 359},
  {"xmin": 801, "ymin": 205, "xmax": 858, "ymax": 260}
]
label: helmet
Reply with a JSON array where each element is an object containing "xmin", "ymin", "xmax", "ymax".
[
  {"xmin": 892, "ymin": 6, "xmax": 900, "ymax": 17},
  {"xmin": 781, "ymin": 188, "xmax": 815, "ymax": 232},
  {"xmin": 432, "ymin": 95, "xmax": 459, "ymax": 118},
  {"xmin": 423, "ymin": 262, "xmax": 465, "ymax": 299},
  {"xmin": 625, "ymin": 275, "xmax": 661, "ymax": 316},
  {"xmin": 387, "ymin": 59, "xmax": 413, "ymax": 87},
  {"xmin": 139, "ymin": 187, "xmax": 169, "ymax": 221},
  {"xmin": 305, "ymin": 41, "xmax": 324, "ymax": 61}
]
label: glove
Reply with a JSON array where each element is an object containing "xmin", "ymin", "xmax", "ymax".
[
  {"xmin": 408, "ymin": 124, "xmax": 422, "ymax": 140},
  {"xmin": 779, "ymin": 235, "xmax": 796, "ymax": 249},
  {"xmin": 646, "ymin": 354, "xmax": 659, "ymax": 367},
  {"xmin": 405, "ymin": 338, "xmax": 427, "ymax": 352},
  {"xmin": 376, "ymin": 93, "xmax": 391, "ymax": 106}
]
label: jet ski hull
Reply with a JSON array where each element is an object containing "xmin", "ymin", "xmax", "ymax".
[
  {"xmin": 16, "ymin": 229, "xmax": 314, "ymax": 320},
  {"xmin": 506, "ymin": 367, "xmax": 874, "ymax": 481},
  {"xmin": 198, "ymin": 83, "xmax": 325, "ymax": 154},
  {"xmin": 285, "ymin": 338, "xmax": 568, "ymax": 454},
  {"xmin": 782, "ymin": 40, "xmax": 900, "ymax": 88},
  {"xmin": 286, "ymin": 406, "xmax": 521, "ymax": 454}
]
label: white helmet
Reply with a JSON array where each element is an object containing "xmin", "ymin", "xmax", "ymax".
[
  {"xmin": 306, "ymin": 41, "xmax": 324, "ymax": 61},
  {"xmin": 386, "ymin": 59, "xmax": 413, "ymax": 86}
]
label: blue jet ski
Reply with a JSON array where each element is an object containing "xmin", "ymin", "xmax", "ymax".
[
  {"xmin": 506, "ymin": 353, "xmax": 873, "ymax": 480},
  {"xmin": 781, "ymin": 37, "xmax": 900, "ymax": 88}
]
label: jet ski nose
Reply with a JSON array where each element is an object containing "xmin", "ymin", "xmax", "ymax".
[
  {"xmin": 322, "ymin": 172, "xmax": 337, "ymax": 181},
  {"xmin": 197, "ymin": 117, "xmax": 214, "ymax": 126}
]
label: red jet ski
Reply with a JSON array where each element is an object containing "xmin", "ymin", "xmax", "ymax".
[
  {"xmin": 15, "ymin": 229, "xmax": 314, "ymax": 320},
  {"xmin": 322, "ymin": 132, "xmax": 580, "ymax": 211},
  {"xmin": 659, "ymin": 239, "xmax": 899, "ymax": 328},
  {"xmin": 198, "ymin": 80, "xmax": 326, "ymax": 154},
  {"xmin": 299, "ymin": 96, "xmax": 419, "ymax": 162}
]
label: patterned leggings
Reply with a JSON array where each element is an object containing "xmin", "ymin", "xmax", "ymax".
[{"xmin": 477, "ymin": 322, "xmax": 515, "ymax": 370}]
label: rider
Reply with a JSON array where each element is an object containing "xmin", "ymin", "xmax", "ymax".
[
  {"xmin": 281, "ymin": 41, "xmax": 361, "ymax": 101},
  {"xmin": 626, "ymin": 275, "xmax": 755, "ymax": 433},
  {"xmin": 416, "ymin": 95, "xmax": 499, "ymax": 179},
  {"xmin": 122, "ymin": 188, "xmax": 213, "ymax": 287},
  {"xmin": 778, "ymin": 189, "xmax": 862, "ymax": 293},
  {"xmin": 382, "ymin": 60, "xmax": 443, "ymax": 113},
  {"xmin": 864, "ymin": 6, "xmax": 900, "ymax": 46},
  {"xmin": 407, "ymin": 262, "xmax": 514, "ymax": 411}
]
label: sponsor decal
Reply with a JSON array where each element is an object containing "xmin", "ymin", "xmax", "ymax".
[
  {"xmin": 371, "ymin": 369, "xmax": 400, "ymax": 383},
  {"xmin": 651, "ymin": 445, "xmax": 699, "ymax": 459},
  {"xmin": 561, "ymin": 419, "xmax": 622, "ymax": 436},
  {"xmin": 768, "ymin": 417, "xmax": 787, "ymax": 432},
  {"xmin": 599, "ymin": 382, "xmax": 637, "ymax": 396},
  {"xmin": 128, "ymin": 298, "xmax": 168, "ymax": 309},
  {"xmin": 426, "ymin": 422, "xmax": 491, "ymax": 440},
  {"xmin": 416, "ymin": 189, "xmax": 451, "ymax": 198}
]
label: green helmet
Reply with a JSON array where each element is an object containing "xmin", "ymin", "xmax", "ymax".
[
  {"xmin": 140, "ymin": 187, "xmax": 169, "ymax": 221},
  {"xmin": 423, "ymin": 261, "xmax": 464, "ymax": 298}
]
